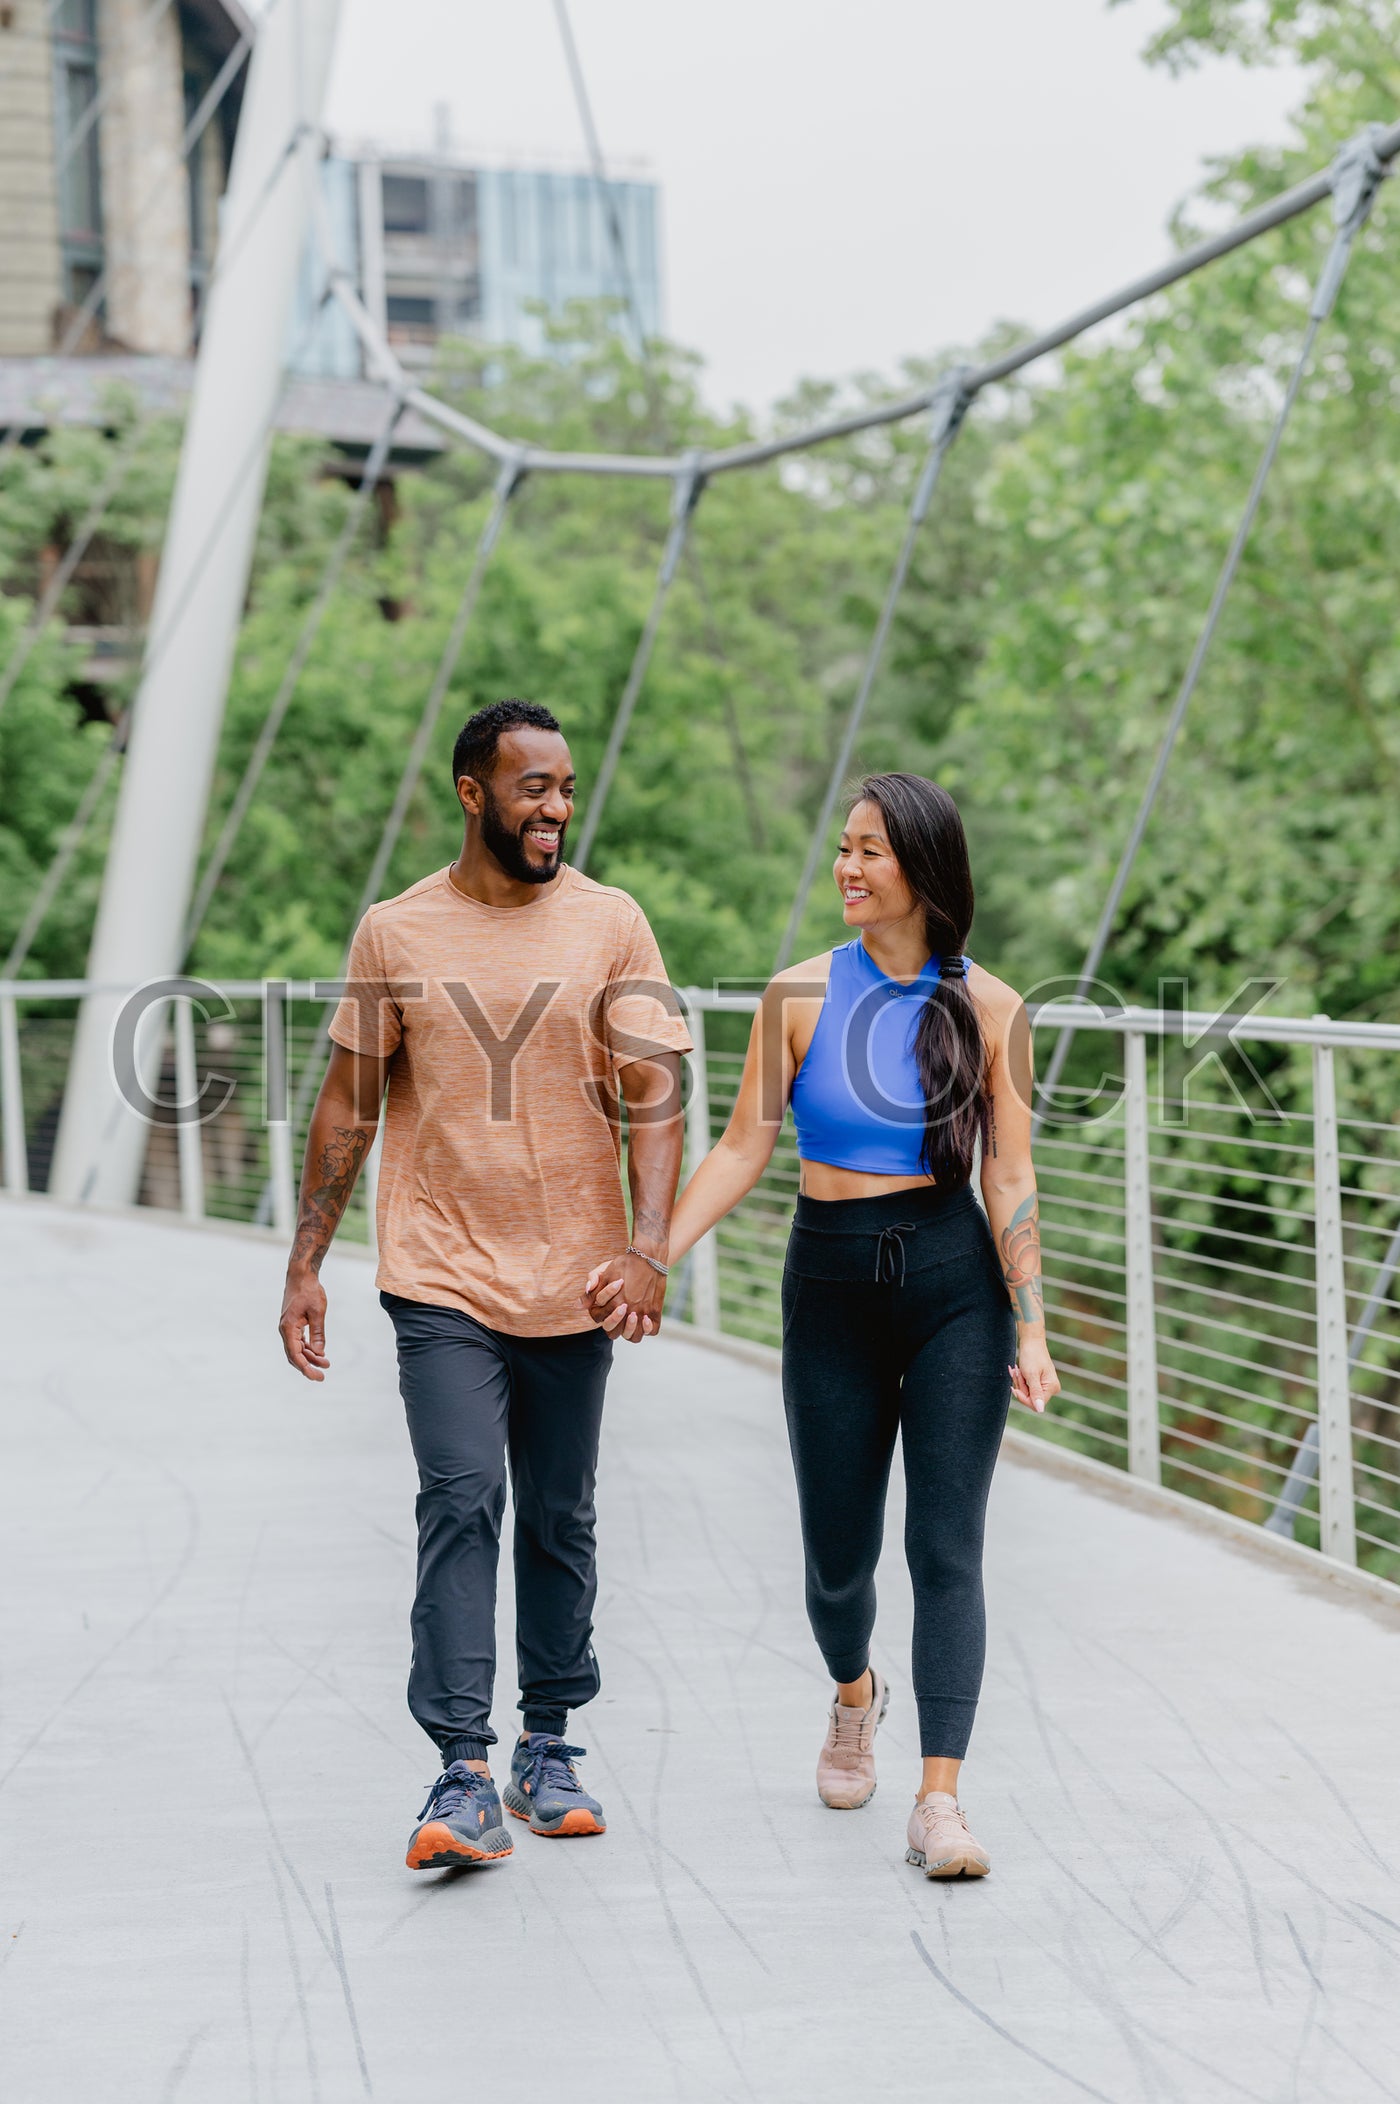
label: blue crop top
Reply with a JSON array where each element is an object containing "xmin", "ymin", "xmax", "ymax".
[{"xmin": 790, "ymin": 939, "xmax": 962, "ymax": 1176}]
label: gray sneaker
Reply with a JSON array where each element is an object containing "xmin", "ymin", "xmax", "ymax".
[
  {"xmin": 905, "ymin": 1791, "xmax": 990, "ymax": 1877},
  {"xmin": 405, "ymin": 1762, "xmax": 513, "ymax": 1870},
  {"xmin": 503, "ymin": 1735, "xmax": 606, "ymax": 1837},
  {"xmin": 816, "ymin": 1669, "xmax": 889, "ymax": 1809}
]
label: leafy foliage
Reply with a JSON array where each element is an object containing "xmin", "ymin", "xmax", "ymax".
[{"xmin": 2, "ymin": 0, "xmax": 1399, "ymax": 1561}]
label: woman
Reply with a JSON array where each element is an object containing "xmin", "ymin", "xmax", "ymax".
[{"xmin": 588, "ymin": 773, "xmax": 1060, "ymax": 1878}]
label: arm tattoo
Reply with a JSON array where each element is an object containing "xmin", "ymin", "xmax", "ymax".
[
  {"xmin": 630, "ymin": 1198, "xmax": 672, "ymax": 1252},
  {"xmin": 290, "ymin": 1124, "xmax": 371, "ymax": 1270},
  {"xmin": 999, "ymin": 1192, "xmax": 1044, "ymax": 1325}
]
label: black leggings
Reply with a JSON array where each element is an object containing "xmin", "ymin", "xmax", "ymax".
[{"xmin": 780, "ymin": 1183, "xmax": 1015, "ymax": 1760}]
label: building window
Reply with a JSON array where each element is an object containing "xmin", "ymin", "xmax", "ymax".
[
  {"xmin": 449, "ymin": 175, "xmax": 476, "ymax": 248},
  {"xmin": 500, "ymin": 178, "xmax": 517, "ymax": 268},
  {"xmin": 382, "ymin": 175, "xmax": 429, "ymax": 234},
  {"xmin": 536, "ymin": 176, "xmax": 554, "ymax": 294},
  {"xmin": 574, "ymin": 177, "xmax": 593, "ymax": 270},
  {"xmin": 53, "ymin": 0, "xmax": 104, "ymax": 304},
  {"xmin": 386, "ymin": 293, "xmax": 436, "ymax": 344}
]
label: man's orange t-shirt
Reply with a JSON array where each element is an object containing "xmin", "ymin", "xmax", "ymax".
[{"xmin": 329, "ymin": 864, "xmax": 693, "ymax": 1336}]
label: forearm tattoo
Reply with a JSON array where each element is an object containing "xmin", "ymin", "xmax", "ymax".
[
  {"xmin": 629, "ymin": 1198, "xmax": 672, "ymax": 1253},
  {"xmin": 1000, "ymin": 1192, "xmax": 1044, "ymax": 1325},
  {"xmin": 290, "ymin": 1124, "xmax": 371, "ymax": 1270}
]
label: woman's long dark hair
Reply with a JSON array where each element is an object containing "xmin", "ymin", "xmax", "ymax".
[{"xmin": 855, "ymin": 773, "xmax": 989, "ymax": 1188}]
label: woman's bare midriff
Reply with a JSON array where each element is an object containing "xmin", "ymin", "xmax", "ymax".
[{"xmin": 797, "ymin": 1159, "xmax": 938, "ymax": 1202}]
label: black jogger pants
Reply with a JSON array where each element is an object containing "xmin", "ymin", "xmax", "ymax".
[
  {"xmin": 780, "ymin": 1183, "xmax": 1015, "ymax": 1760},
  {"xmin": 382, "ymin": 1292, "xmax": 613, "ymax": 1763}
]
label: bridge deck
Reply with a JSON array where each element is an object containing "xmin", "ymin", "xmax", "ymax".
[{"xmin": 3, "ymin": 1200, "xmax": 1399, "ymax": 2103}]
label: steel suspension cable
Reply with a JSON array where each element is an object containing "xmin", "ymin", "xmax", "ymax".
[
  {"xmin": 1, "ymin": 290, "xmax": 337, "ymax": 978},
  {"xmin": 1, "ymin": 723, "xmax": 126, "ymax": 981},
  {"xmin": 1, "ymin": 19, "xmax": 254, "ymax": 459},
  {"xmin": 16, "ymin": 20, "xmax": 257, "ymax": 408},
  {"xmin": 53, "ymin": 0, "xmax": 179, "ymax": 188},
  {"xmin": 684, "ymin": 538, "xmax": 768, "ymax": 850},
  {"xmin": 181, "ymin": 396, "xmax": 407, "ymax": 954},
  {"xmin": 295, "ymin": 119, "xmax": 1400, "ymax": 487},
  {"xmin": 0, "ymin": 439, "xmax": 146, "ymax": 719},
  {"xmin": 572, "ymin": 452, "xmax": 706, "ymax": 874},
  {"xmin": 0, "ymin": 109, "xmax": 310, "ymax": 719},
  {"xmin": 256, "ymin": 454, "xmax": 527, "ymax": 1201},
  {"xmin": 550, "ymin": 0, "xmax": 647, "ymax": 360},
  {"xmin": 772, "ymin": 368, "xmax": 973, "ymax": 974},
  {"xmin": 1032, "ymin": 129, "xmax": 1389, "ymax": 1131},
  {"xmin": 350, "ymin": 453, "xmax": 525, "ymax": 927},
  {"xmin": 548, "ymin": 0, "xmax": 668, "ymax": 445}
]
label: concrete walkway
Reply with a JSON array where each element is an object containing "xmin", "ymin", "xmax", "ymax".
[{"xmin": 3, "ymin": 1200, "xmax": 1400, "ymax": 2104}]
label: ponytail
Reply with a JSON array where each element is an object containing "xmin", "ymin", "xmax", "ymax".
[{"xmin": 856, "ymin": 774, "xmax": 989, "ymax": 1187}]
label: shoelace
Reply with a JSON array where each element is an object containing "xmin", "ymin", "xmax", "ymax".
[
  {"xmin": 523, "ymin": 1738, "xmax": 589, "ymax": 1799},
  {"xmin": 916, "ymin": 1797, "xmax": 968, "ymax": 1835},
  {"xmin": 418, "ymin": 1761, "xmax": 491, "ymax": 1823},
  {"xmin": 829, "ymin": 1702, "xmax": 870, "ymax": 1767}
]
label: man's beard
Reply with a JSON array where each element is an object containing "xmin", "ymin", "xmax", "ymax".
[{"xmin": 479, "ymin": 786, "xmax": 566, "ymax": 885}]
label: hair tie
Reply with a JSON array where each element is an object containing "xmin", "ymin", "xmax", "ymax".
[{"xmin": 939, "ymin": 953, "xmax": 968, "ymax": 982}]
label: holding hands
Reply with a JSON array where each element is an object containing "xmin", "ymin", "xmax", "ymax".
[{"xmin": 580, "ymin": 1245, "xmax": 669, "ymax": 1342}]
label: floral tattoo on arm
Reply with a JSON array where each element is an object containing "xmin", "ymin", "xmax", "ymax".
[
  {"xmin": 999, "ymin": 1192, "xmax": 1044, "ymax": 1326},
  {"xmin": 290, "ymin": 1125, "xmax": 371, "ymax": 1271}
]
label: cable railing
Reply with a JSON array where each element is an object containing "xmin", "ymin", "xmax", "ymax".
[
  {"xmin": 1, "ymin": 981, "xmax": 1397, "ymax": 1586},
  {"xmin": 681, "ymin": 993, "xmax": 1400, "ymax": 1589}
]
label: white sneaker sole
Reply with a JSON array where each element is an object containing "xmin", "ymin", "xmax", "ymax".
[{"xmin": 905, "ymin": 1844, "xmax": 990, "ymax": 1879}]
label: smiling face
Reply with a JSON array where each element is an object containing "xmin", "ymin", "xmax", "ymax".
[
  {"xmin": 834, "ymin": 797, "xmax": 920, "ymax": 934},
  {"xmin": 459, "ymin": 726, "xmax": 575, "ymax": 885}
]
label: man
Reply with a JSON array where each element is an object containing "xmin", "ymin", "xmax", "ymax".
[{"xmin": 278, "ymin": 698, "xmax": 689, "ymax": 1870}]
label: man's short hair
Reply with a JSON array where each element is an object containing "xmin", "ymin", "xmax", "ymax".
[{"xmin": 451, "ymin": 699, "xmax": 562, "ymax": 789}]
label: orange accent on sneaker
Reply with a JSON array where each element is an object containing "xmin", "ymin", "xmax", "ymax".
[
  {"xmin": 405, "ymin": 1819, "xmax": 513, "ymax": 1870},
  {"xmin": 535, "ymin": 1808, "xmax": 605, "ymax": 1836}
]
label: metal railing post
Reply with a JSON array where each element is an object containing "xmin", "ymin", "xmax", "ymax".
[
  {"xmin": 0, "ymin": 989, "xmax": 27, "ymax": 1195},
  {"xmin": 1123, "ymin": 1028, "xmax": 1161, "ymax": 1483},
  {"xmin": 264, "ymin": 981, "xmax": 297, "ymax": 1239},
  {"xmin": 683, "ymin": 997, "xmax": 720, "ymax": 1331},
  {"xmin": 173, "ymin": 997, "xmax": 205, "ymax": 1222},
  {"xmin": 1312, "ymin": 1028, "xmax": 1356, "ymax": 1565}
]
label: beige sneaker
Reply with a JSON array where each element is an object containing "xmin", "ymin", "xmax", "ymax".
[
  {"xmin": 816, "ymin": 1669, "xmax": 889, "ymax": 1809},
  {"xmin": 905, "ymin": 1791, "xmax": 990, "ymax": 1877}
]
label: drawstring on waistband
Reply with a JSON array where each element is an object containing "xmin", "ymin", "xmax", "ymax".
[{"xmin": 875, "ymin": 1222, "xmax": 918, "ymax": 1287}]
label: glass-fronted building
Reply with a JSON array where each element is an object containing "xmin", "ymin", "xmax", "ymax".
[{"xmin": 290, "ymin": 150, "xmax": 663, "ymax": 379}]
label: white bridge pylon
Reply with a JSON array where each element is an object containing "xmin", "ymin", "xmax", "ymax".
[{"xmin": 49, "ymin": 0, "xmax": 343, "ymax": 1207}]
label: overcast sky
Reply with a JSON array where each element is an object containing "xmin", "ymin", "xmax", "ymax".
[{"xmin": 322, "ymin": 0, "xmax": 1306, "ymax": 416}]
